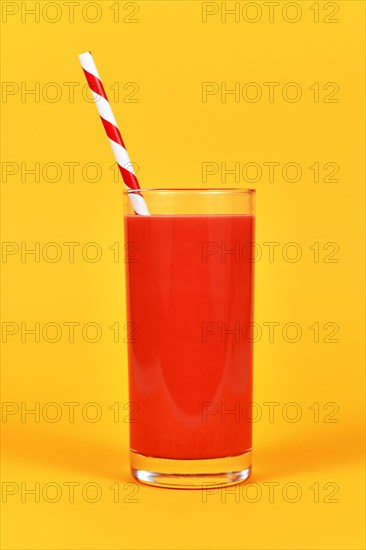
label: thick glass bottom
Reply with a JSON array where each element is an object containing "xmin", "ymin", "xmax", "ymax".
[{"xmin": 130, "ymin": 450, "xmax": 252, "ymax": 489}]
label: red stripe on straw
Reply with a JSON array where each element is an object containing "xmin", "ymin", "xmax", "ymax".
[
  {"xmin": 101, "ymin": 118, "xmax": 126, "ymax": 149},
  {"xmin": 100, "ymin": 118, "xmax": 140, "ymax": 191},
  {"xmin": 82, "ymin": 69, "xmax": 108, "ymax": 100},
  {"xmin": 118, "ymin": 166, "xmax": 141, "ymax": 190}
]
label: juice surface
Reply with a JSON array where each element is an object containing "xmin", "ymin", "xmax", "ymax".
[{"xmin": 125, "ymin": 214, "xmax": 254, "ymax": 459}]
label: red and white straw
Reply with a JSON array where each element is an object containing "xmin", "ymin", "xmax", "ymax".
[{"xmin": 78, "ymin": 51, "xmax": 149, "ymax": 215}]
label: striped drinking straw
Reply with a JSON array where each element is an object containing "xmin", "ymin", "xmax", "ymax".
[{"xmin": 78, "ymin": 51, "xmax": 149, "ymax": 215}]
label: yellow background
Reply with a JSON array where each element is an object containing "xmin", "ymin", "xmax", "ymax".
[{"xmin": 1, "ymin": 1, "xmax": 365, "ymax": 549}]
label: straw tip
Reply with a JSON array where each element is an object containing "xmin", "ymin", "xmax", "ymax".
[{"xmin": 78, "ymin": 51, "xmax": 92, "ymax": 61}]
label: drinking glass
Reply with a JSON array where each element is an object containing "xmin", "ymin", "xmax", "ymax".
[{"xmin": 123, "ymin": 188, "xmax": 255, "ymax": 488}]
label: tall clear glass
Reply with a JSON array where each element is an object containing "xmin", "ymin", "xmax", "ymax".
[{"xmin": 123, "ymin": 188, "xmax": 255, "ymax": 488}]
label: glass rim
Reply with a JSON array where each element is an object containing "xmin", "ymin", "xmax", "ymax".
[{"xmin": 124, "ymin": 187, "xmax": 256, "ymax": 195}]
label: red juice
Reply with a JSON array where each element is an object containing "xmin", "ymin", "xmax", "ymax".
[{"xmin": 124, "ymin": 214, "xmax": 254, "ymax": 460}]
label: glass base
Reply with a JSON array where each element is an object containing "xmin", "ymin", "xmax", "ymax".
[{"xmin": 130, "ymin": 450, "xmax": 252, "ymax": 489}]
